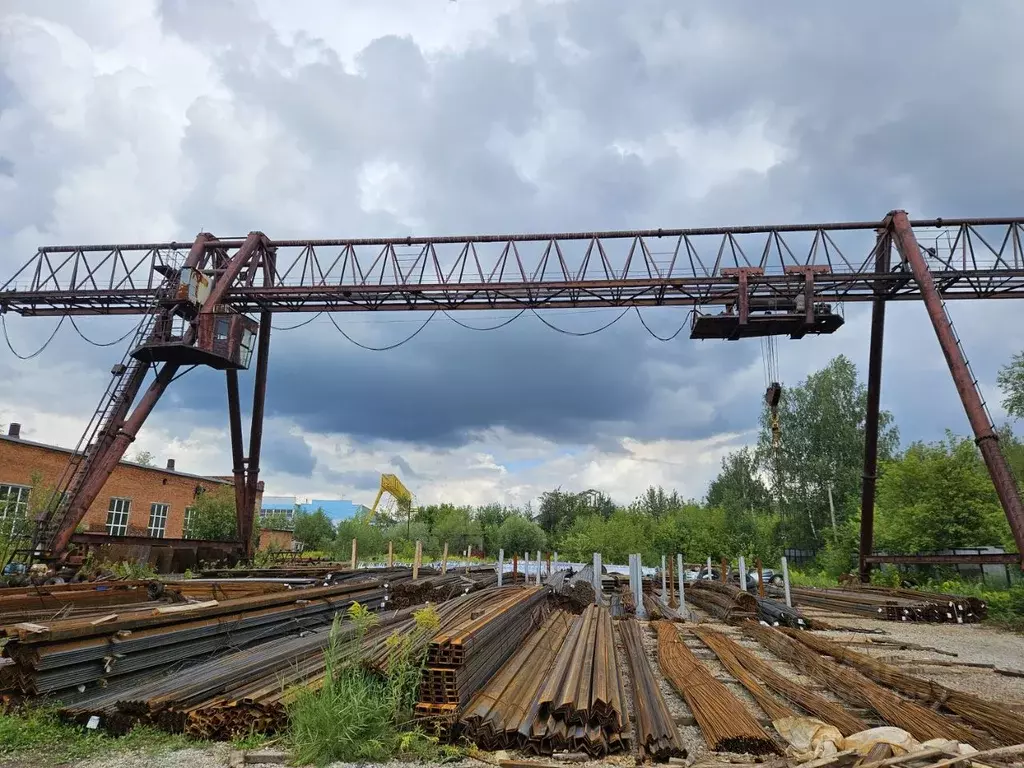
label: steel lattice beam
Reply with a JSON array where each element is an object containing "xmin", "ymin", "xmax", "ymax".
[{"xmin": 2, "ymin": 217, "xmax": 1024, "ymax": 316}]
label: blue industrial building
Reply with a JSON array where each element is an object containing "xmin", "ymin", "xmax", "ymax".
[{"xmin": 260, "ymin": 496, "xmax": 369, "ymax": 526}]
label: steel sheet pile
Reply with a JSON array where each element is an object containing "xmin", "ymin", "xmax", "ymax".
[
  {"xmin": 0, "ymin": 579, "xmax": 388, "ymax": 697},
  {"xmin": 782, "ymin": 629, "xmax": 1024, "ymax": 745},
  {"xmin": 654, "ymin": 621, "xmax": 777, "ymax": 755},
  {"xmin": 416, "ymin": 586, "xmax": 548, "ymax": 722},
  {"xmin": 772, "ymin": 585, "xmax": 987, "ymax": 623},
  {"xmin": 742, "ymin": 622, "xmax": 990, "ymax": 747},
  {"xmin": 690, "ymin": 625, "xmax": 867, "ymax": 736},
  {"xmin": 618, "ymin": 618, "xmax": 686, "ymax": 761},
  {"xmin": 686, "ymin": 581, "xmax": 757, "ymax": 622}
]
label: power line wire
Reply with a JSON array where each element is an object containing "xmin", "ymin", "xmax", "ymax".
[
  {"xmin": 326, "ymin": 310, "xmax": 437, "ymax": 351},
  {"xmin": 69, "ymin": 315, "xmax": 142, "ymax": 347},
  {"xmin": 443, "ymin": 308, "xmax": 526, "ymax": 330},
  {"xmin": 529, "ymin": 307, "xmax": 630, "ymax": 336},
  {"xmin": 1, "ymin": 314, "xmax": 65, "ymax": 360},
  {"xmin": 634, "ymin": 307, "xmax": 691, "ymax": 341}
]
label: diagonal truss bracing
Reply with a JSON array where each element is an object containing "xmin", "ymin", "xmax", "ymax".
[{"xmin": 2, "ymin": 217, "xmax": 1024, "ymax": 316}]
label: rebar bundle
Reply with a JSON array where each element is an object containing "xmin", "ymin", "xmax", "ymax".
[
  {"xmin": 689, "ymin": 625, "xmax": 867, "ymax": 736},
  {"xmin": 754, "ymin": 596, "xmax": 811, "ymax": 628},
  {"xmin": 687, "ymin": 581, "xmax": 757, "ymax": 622},
  {"xmin": 769, "ymin": 586, "xmax": 986, "ymax": 623},
  {"xmin": 654, "ymin": 621, "xmax": 778, "ymax": 755},
  {"xmin": 742, "ymin": 622, "xmax": 990, "ymax": 747},
  {"xmin": 417, "ymin": 586, "xmax": 548, "ymax": 718},
  {"xmin": 781, "ymin": 629, "xmax": 1024, "ymax": 745},
  {"xmin": 619, "ymin": 618, "xmax": 686, "ymax": 762}
]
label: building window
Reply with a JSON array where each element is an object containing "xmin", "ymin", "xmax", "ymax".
[
  {"xmin": 183, "ymin": 506, "xmax": 196, "ymax": 539},
  {"xmin": 0, "ymin": 484, "xmax": 30, "ymax": 521},
  {"xmin": 106, "ymin": 497, "xmax": 131, "ymax": 536},
  {"xmin": 148, "ymin": 503, "xmax": 169, "ymax": 538}
]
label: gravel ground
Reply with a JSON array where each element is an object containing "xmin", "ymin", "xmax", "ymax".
[{"xmin": 24, "ymin": 604, "xmax": 1024, "ymax": 768}]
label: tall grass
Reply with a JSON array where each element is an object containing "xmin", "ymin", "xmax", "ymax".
[{"xmin": 287, "ymin": 602, "xmax": 451, "ymax": 766}]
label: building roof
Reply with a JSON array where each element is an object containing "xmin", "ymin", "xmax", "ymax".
[
  {"xmin": 0, "ymin": 432, "xmax": 231, "ymax": 485},
  {"xmin": 259, "ymin": 496, "xmax": 369, "ymax": 523}
]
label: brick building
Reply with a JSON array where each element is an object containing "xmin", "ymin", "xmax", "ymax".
[{"xmin": 0, "ymin": 422, "xmax": 233, "ymax": 540}]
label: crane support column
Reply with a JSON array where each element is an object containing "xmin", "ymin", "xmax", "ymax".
[
  {"xmin": 858, "ymin": 229, "xmax": 890, "ymax": 582},
  {"xmin": 889, "ymin": 211, "xmax": 1024, "ymax": 563},
  {"xmin": 240, "ymin": 310, "xmax": 272, "ymax": 559}
]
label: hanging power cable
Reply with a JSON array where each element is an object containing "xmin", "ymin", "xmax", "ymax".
[
  {"xmin": 529, "ymin": 307, "xmax": 629, "ymax": 336},
  {"xmin": 1, "ymin": 314, "xmax": 65, "ymax": 360},
  {"xmin": 634, "ymin": 307, "xmax": 692, "ymax": 341},
  {"xmin": 272, "ymin": 312, "xmax": 323, "ymax": 331},
  {"xmin": 444, "ymin": 308, "xmax": 526, "ymax": 331},
  {"xmin": 326, "ymin": 310, "xmax": 437, "ymax": 351},
  {"xmin": 69, "ymin": 315, "xmax": 143, "ymax": 347}
]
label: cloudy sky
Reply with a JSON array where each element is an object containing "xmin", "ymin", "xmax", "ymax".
[{"xmin": 1, "ymin": 0, "xmax": 1022, "ymax": 513}]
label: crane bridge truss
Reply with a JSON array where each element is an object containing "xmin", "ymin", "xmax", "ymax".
[{"xmin": 1, "ymin": 211, "xmax": 1023, "ymax": 574}]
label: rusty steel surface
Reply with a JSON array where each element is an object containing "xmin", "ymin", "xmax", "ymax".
[
  {"xmin": 889, "ymin": 210, "xmax": 1024, "ymax": 563},
  {"xmin": 781, "ymin": 628, "xmax": 1024, "ymax": 746},
  {"xmin": 618, "ymin": 617, "xmax": 686, "ymax": 762},
  {"xmin": 742, "ymin": 622, "xmax": 989, "ymax": 747},
  {"xmin": 3, "ymin": 216, "xmax": 1024, "ymax": 315},
  {"xmin": 654, "ymin": 620, "xmax": 778, "ymax": 755},
  {"xmin": 689, "ymin": 625, "xmax": 867, "ymax": 737},
  {"xmin": 768, "ymin": 584, "xmax": 988, "ymax": 623}
]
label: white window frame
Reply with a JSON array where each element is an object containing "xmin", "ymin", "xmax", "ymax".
[
  {"xmin": 0, "ymin": 484, "xmax": 30, "ymax": 521},
  {"xmin": 106, "ymin": 497, "xmax": 131, "ymax": 536},
  {"xmin": 148, "ymin": 502, "xmax": 169, "ymax": 538},
  {"xmin": 183, "ymin": 506, "xmax": 196, "ymax": 539}
]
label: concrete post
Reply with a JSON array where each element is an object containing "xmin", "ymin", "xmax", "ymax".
[
  {"xmin": 497, "ymin": 549, "xmax": 504, "ymax": 587},
  {"xmin": 661, "ymin": 554, "xmax": 667, "ymax": 599},
  {"xmin": 635, "ymin": 554, "xmax": 643, "ymax": 611},
  {"xmin": 387, "ymin": 540, "xmax": 394, "ymax": 568},
  {"xmin": 536, "ymin": 550, "xmax": 542, "ymax": 584},
  {"xmin": 706, "ymin": 556, "xmax": 712, "ymax": 579},
  {"xmin": 756, "ymin": 557, "xmax": 765, "ymax": 598},
  {"xmin": 677, "ymin": 553, "xmax": 685, "ymax": 611},
  {"xmin": 350, "ymin": 538, "xmax": 357, "ymax": 570},
  {"xmin": 553, "ymin": 551, "xmax": 558, "ymax": 574},
  {"xmin": 781, "ymin": 556, "xmax": 792, "ymax": 607},
  {"xmin": 413, "ymin": 540, "xmax": 422, "ymax": 580},
  {"xmin": 593, "ymin": 552, "xmax": 602, "ymax": 605},
  {"xmin": 441, "ymin": 542, "xmax": 448, "ymax": 574},
  {"xmin": 738, "ymin": 555, "xmax": 747, "ymax": 592}
]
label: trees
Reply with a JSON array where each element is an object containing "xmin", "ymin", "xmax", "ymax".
[
  {"xmin": 758, "ymin": 355, "xmax": 899, "ymax": 550},
  {"xmin": 132, "ymin": 451, "xmax": 155, "ymax": 467},
  {"xmin": 495, "ymin": 515, "xmax": 546, "ymax": 554},
  {"xmin": 997, "ymin": 351, "xmax": 1024, "ymax": 420},
  {"xmin": 875, "ymin": 433, "xmax": 1012, "ymax": 553},
  {"xmin": 186, "ymin": 486, "xmax": 238, "ymax": 541},
  {"xmin": 538, "ymin": 489, "xmax": 614, "ymax": 534},
  {"xmin": 294, "ymin": 509, "xmax": 337, "ymax": 551}
]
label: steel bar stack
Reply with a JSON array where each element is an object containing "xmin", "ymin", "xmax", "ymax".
[
  {"xmin": 0, "ymin": 580, "xmax": 388, "ymax": 697},
  {"xmin": 459, "ymin": 610, "xmax": 575, "ymax": 750},
  {"xmin": 416, "ymin": 586, "xmax": 548, "ymax": 722},
  {"xmin": 782, "ymin": 629, "xmax": 1024, "ymax": 745},
  {"xmin": 770, "ymin": 586, "xmax": 986, "ymax": 623},
  {"xmin": 654, "ymin": 621, "xmax": 778, "ymax": 755},
  {"xmin": 689, "ymin": 625, "xmax": 867, "ymax": 736},
  {"xmin": 618, "ymin": 618, "xmax": 686, "ymax": 762},
  {"xmin": 533, "ymin": 604, "xmax": 631, "ymax": 756},
  {"xmin": 687, "ymin": 581, "xmax": 757, "ymax": 622},
  {"xmin": 754, "ymin": 596, "xmax": 811, "ymax": 628},
  {"xmin": 743, "ymin": 622, "xmax": 991, "ymax": 747}
]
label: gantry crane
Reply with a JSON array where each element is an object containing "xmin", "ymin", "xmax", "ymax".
[
  {"xmin": 367, "ymin": 473, "xmax": 413, "ymax": 525},
  {"xmin": 2, "ymin": 211, "xmax": 1023, "ymax": 574}
]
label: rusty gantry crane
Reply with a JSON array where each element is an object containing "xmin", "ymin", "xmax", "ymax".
[{"xmin": 2, "ymin": 211, "xmax": 1024, "ymax": 573}]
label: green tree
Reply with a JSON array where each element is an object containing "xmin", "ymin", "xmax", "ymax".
[
  {"xmin": 294, "ymin": 508, "xmax": 337, "ymax": 551},
  {"xmin": 431, "ymin": 506, "xmax": 482, "ymax": 554},
  {"xmin": 335, "ymin": 519, "xmax": 386, "ymax": 560},
  {"xmin": 758, "ymin": 355, "xmax": 899, "ymax": 549},
  {"xmin": 495, "ymin": 514, "xmax": 546, "ymax": 554},
  {"xmin": 132, "ymin": 450, "xmax": 155, "ymax": 467},
  {"xmin": 538, "ymin": 488, "xmax": 615, "ymax": 534},
  {"xmin": 875, "ymin": 433, "xmax": 1012, "ymax": 553},
  {"xmin": 475, "ymin": 503, "xmax": 511, "ymax": 555},
  {"xmin": 259, "ymin": 511, "xmax": 293, "ymax": 531},
  {"xmin": 997, "ymin": 351, "xmax": 1024, "ymax": 420},
  {"xmin": 186, "ymin": 486, "xmax": 238, "ymax": 541},
  {"xmin": 629, "ymin": 486, "xmax": 683, "ymax": 518}
]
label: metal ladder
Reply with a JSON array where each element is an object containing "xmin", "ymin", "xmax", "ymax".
[
  {"xmin": 34, "ymin": 268, "xmax": 181, "ymax": 552},
  {"xmin": 939, "ymin": 295, "xmax": 996, "ymax": 429}
]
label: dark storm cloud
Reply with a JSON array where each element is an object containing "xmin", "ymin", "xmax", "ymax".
[
  {"xmin": 2, "ymin": 0, "xmax": 1024, "ymax": 464},
  {"xmin": 261, "ymin": 431, "xmax": 316, "ymax": 477}
]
